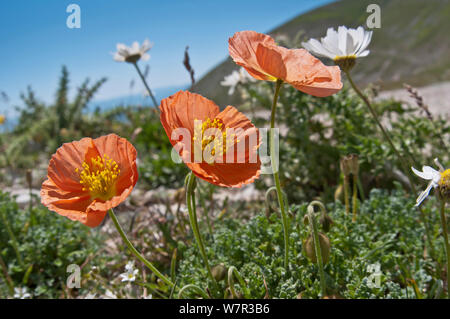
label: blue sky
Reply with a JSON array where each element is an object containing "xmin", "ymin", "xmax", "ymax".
[{"xmin": 0, "ymin": 0, "xmax": 334, "ymax": 110}]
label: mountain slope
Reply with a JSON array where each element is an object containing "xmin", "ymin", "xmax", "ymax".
[{"xmin": 193, "ymin": 0, "xmax": 450, "ymax": 106}]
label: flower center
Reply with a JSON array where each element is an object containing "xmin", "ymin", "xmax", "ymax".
[
  {"xmin": 333, "ymin": 55, "xmax": 356, "ymax": 72},
  {"xmin": 193, "ymin": 118, "xmax": 236, "ymax": 159},
  {"xmin": 439, "ymin": 169, "xmax": 450, "ymax": 188},
  {"xmin": 76, "ymin": 155, "xmax": 120, "ymax": 201}
]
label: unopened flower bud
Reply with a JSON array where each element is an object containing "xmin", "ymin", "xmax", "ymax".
[
  {"xmin": 211, "ymin": 263, "xmax": 228, "ymax": 282},
  {"xmin": 303, "ymin": 233, "xmax": 331, "ymax": 264}
]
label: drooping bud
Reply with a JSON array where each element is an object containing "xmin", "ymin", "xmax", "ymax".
[
  {"xmin": 303, "ymin": 233, "xmax": 331, "ymax": 264},
  {"xmin": 340, "ymin": 156, "xmax": 351, "ymax": 178},
  {"xmin": 341, "ymin": 154, "xmax": 359, "ymax": 176},
  {"xmin": 211, "ymin": 263, "xmax": 228, "ymax": 282}
]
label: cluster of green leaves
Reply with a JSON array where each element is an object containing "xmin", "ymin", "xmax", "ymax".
[
  {"xmin": 0, "ymin": 191, "xmax": 105, "ymax": 298},
  {"xmin": 176, "ymin": 187, "xmax": 447, "ymax": 299}
]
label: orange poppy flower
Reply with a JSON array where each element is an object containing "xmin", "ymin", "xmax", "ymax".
[
  {"xmin": 228, "ymin": 30, "xmax": 342, "ymax": 97},
  {"xmin": 160, "ymin": 90, "xmax": 261, "ymax": 187},
  {"xmin": 41, "ymin": 134, "xmax": 138, "ymax": 227}
]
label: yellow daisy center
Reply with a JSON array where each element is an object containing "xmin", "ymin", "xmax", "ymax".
[
  {"xmin": 76, "ymin": 155, "xmax": 120, "ymax": 201},
  {"xmin": 439, "ymin": 169, "xmax": 450, "ymax": 188}
]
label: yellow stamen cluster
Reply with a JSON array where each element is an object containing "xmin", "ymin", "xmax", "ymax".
[
  {"xmin": 193, "ymin": 118, "xmax": 237, "ymax": 158},
  {"xmin": 439, "ymin": 169, "xmax": 450, "ymax": 188},
  {"xmin": 76, "ymin": 154, "xmax": 120, "ymax": 200}
]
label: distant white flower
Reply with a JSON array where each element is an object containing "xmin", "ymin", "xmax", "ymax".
[
  {"xmin": 220, "ymin": 67, "xmax": 255, "ymax": 95},
  {"xmin": 412, "ymin": 158, "xmax": 449, "ymax": 206},
  {"xmin": 84, "ymin": 293, "xmax": 96, "ymax": 299},
  {"xmin": 14, "ymin": 287, "xmax": 31, "ymax": 299},
  {"xmin": 143, "ymin": 294, "xmax": 153, "ymax": 299},
  {"xmin": 120, "ymin": 261, "xmax": 139, "ymax": 282},
  {"xmin": 113, "ymin": 39, "xmax": 152, "ymax": 63}
]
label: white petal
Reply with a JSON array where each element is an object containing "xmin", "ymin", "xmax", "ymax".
[
  {"xmin": 411, "ymin": 166, "xmax": 435, "ymax": 180},
  {"xmin": 113, "ymin": 53, "xmax": 125, "ymax": 62},
  {"xmin": 415, "ymin": 182, "xmax": 434, "ymax": 206},
  {"xmin": 141, "ymin": 53, "xmax": 150, "ymax": 61},
  {"xmin": 323, "ymin": 27, "xmax": 341, "ymax": 55},
  {"xmin": 337, "ymin": 26, "xmax": 349, "ymax": 56},
  {"xmin": 357, "ymin": 50, "xmax": 370, "ymax": 57}
]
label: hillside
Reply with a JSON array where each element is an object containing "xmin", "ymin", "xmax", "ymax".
[{"xmin": 193, "ymin": 0, "xmax": 450, "ymax": 106}]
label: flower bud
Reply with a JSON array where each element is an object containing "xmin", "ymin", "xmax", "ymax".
[
  {"xmin": 303, "ymin": 233, "xmax": 331, "ymax": 264},
  {"xmin": 211, "ymin": 263, "xmax": 228, "ymax": 282},
  {"xmin": 341, "ymin": 154, "xmax": 359, "ymax": 176}
]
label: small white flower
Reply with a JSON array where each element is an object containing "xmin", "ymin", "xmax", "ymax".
[
  {"xmin": 220, "ymin": 67, "xmax": 255, "ymax": 95},
  {"xmin": 84, "ymin": 293, "xmax": 96, "ymax": 299},
  {"xmin": 113, "ymin": 39, "xmax": 152, "ymax": 63},
  {"xmin": 119, "ymin": 261, "xmax": 139, "ymax": 282},
  {"xmin": 14, "ymin": 287, "xmax": 31, "ymax": 299},
  {"xmin": 143, "ymin": 294, "xmax": 153, "ymax": 299},
  {"xmin": 411, "ymin": 158, "xmax": 448, "ymax": 206},
  {"xmin": 302, "ymin": 26, "xmax": 372, "ymax": 60}
]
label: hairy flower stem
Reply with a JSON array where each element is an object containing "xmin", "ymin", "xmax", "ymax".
[
  {"xmin": 186, "ymin": 173, "xmax": 218, "ymax": 289},
  {"xmin": 307, "ymin": 210, "xmax": 326, "ymax": 297},
  {"xmin": 132, "ymin": 62, "xmax": 159, "ymax": 109},
  {"xmin": 343, "ymin": 175, "xmax": 350, "ymax": 215},
  {"xmin": 345, "ymin": 71, "xmax": 436, "ymax": 258},
  {"xmin": 270, "ymin": 79, "xmax": 290, "ymax": 270},
  {"xmin": 108, "ymin": 208, "xmax": 174, "ymax": 287},
  {"xmin": 228, "ymin": 266, "xmax": 251, "ymax": 299},
  {"xmin": 439, "ymin": 199, "xmax": 450, "ymax": 298},
  {"xmin": 352, "ymin": 174, "xmax": 358, "ymax": 222},
  {"xmin": 0, "ymin": 209, "xmax": 23, "ymax": 267}
]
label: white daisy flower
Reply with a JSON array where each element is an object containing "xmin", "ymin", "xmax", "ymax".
[
  {"xmin": 302, "ymin": 26, "xmax": 372, "ymax": 71},
  {"xmin": 119, "ymin": 261, "xmax": 139, "ymax": 282},
  {"xmin": 14, "ymin": 287, "xmax": 31, "ymax": 299},
  {"xmin": 220, "ymin": 67, "xmax": 255, "ymax": 95},
  {"xmin": 113, "ymin": 39, "xmax": 152, "ymax": 63},
  {"xmin": 412, "ymin": 158, "xmax": 449, "ymax": 206}
]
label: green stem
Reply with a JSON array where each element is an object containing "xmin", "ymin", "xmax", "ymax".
[
  {"xmin": 308, "ymin": 210, "xmax": 326, "ymax": 297},
  {"xmin": 270, "ymin": 79, "xmax": 290, "ymax": 270},
  {"xmin": 228, "ymin": 266, "xmax": 251, "ymax": 299},
  {"xmin": 107, "ymin": 208, "xmax": 173, "ymax": 287},
  {"xmin": 178, "ymin": 284, "xmax": 210, "ymax": 299},
  {"xmin": 343, "ymin": 175, "xmax": 350, "ymax": 215},
  {"xmin": 439, "ymin": 199, "xmax": 450, "ymax": 298},
  {"xmin": 132, "ymin": 62, "xmax": 159, "ymax": 109},
  {"xmin": 186, "ymin": 173, "xmax": 217, "ymax": 287},
  {"xmin": 352, "ymin": 174, "xmax": 358, "ymax": 222}
]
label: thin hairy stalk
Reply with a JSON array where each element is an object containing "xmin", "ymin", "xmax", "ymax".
[
  {"xmin": 228, "ymin": 266, "xmax": 251, "ymax": 299},
  {"xmin": 132, "ymin": 62, "xmax": 159, "ymax": 109},
  {"xmin": 178, "ymin": 284, "xmax": 210, "ymax": 299},
  {"xmin": 439, "ymin": 199, "xmax": 450, "ymax": 298},
  {"xmin": 307, "ymin": 209, "xmax": 326, "ymax": 297},
  {"xmin": 108, "ymin": 208, "xmax": 174, "ymax": 287},
  {"xmin": 352, "ymin": 174, "xmax": 358, "ymax": 222},
  {"xmin": 186, "ymin": 173, "xmax": 217, "ymax": 287},
  {"xmin": 270, "ymin": 79, "xmax": 290, "ymax": 270}
]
